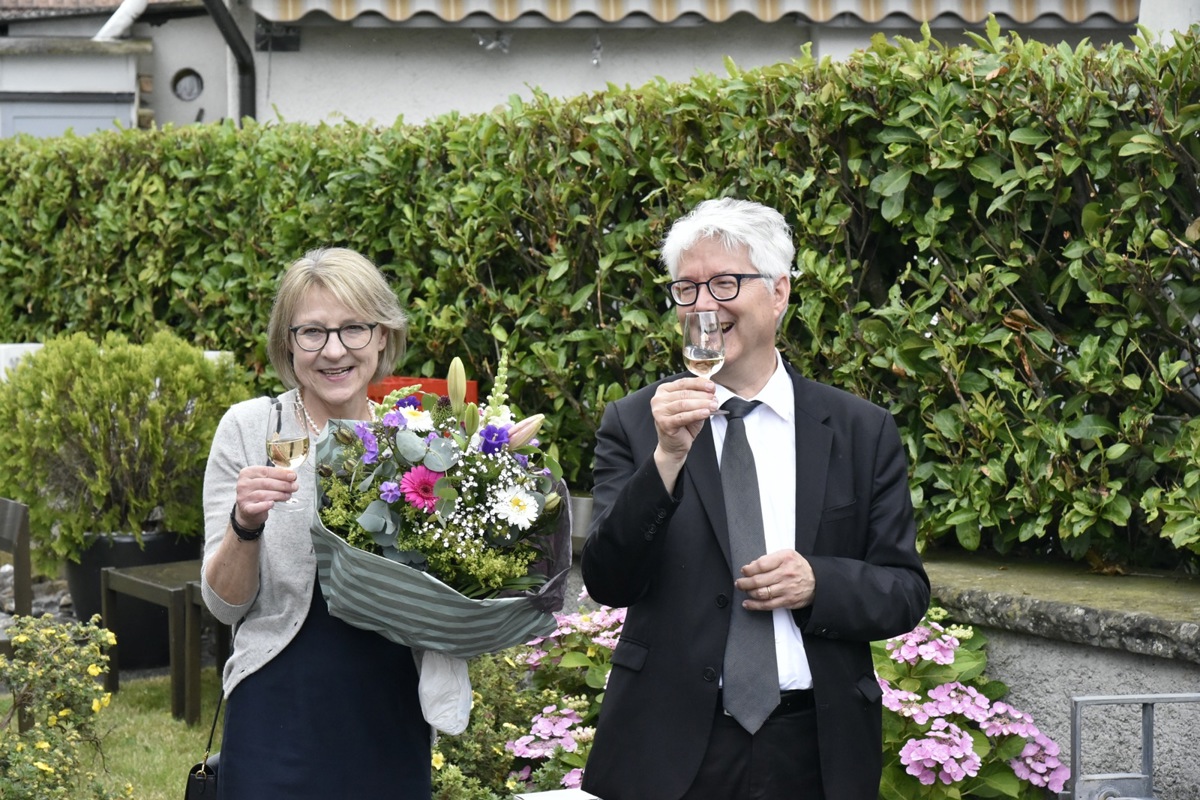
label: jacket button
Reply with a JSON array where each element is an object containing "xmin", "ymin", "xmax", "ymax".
[
  {"xmin": 716, "ymin": 594, "xmax": 729, "ymax": 608},
  {"xmin": 703, "ymin": 667, "xmax": 717, "ymax": 682},
  {"xmin": 643, "ymin": 525, "xmax": 657, "ymax": 540},
  {"xmin": 655, "ymin": 509, "xmax": 667, "ymax": 521}
]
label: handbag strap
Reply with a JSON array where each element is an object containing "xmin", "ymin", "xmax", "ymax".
[{"xmin": 201, "ymin": 690, "xmax": 224, "ymax": 764}]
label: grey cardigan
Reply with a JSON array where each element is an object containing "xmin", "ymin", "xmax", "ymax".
[{"xmin": 201, "ymin": 389, "xmax": 320, "ymax": 696}]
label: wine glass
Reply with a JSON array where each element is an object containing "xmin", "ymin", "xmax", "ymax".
[
  {"xmin": 266, "ymin": 399, "xmax": 310, "ymax": 510},
  {"xmin": 682, "ymin": 311, "xmax": 725, "ymax": 379}
]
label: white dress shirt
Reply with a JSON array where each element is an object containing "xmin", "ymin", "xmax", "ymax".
[{"xmin": 713, "ymin": 351, "xmax": 813, "ymax": 690}]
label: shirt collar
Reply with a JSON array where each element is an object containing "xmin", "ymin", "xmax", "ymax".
[{"xmin": 714, "ymin": 351, "xmax": 794, "ymax": 422}]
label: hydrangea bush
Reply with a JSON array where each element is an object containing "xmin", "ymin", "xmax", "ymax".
[
  {"xmin": 430, "ymin": 598, "xmax": 1068, "ymax": 799},
  {"xmin": 0, "ymin": 614, "xmax": 132, "ymax": 800},
  {"xmin": 875, "ymin": 608, "xmax": 1070, "ymax": 798}
]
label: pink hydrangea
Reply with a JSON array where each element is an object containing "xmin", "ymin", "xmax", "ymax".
[
  {"xmin": 924, "ymin": 681, "xmax": 992, "ymax": 723},
  {"xmin": 887, "ymin": 621, "xmax": 959, "ymax": 665},
  {"xmin": 1011, "ymin": 731, "xmax": 1070, "ymax": 792},
  {"xmin": 506, "ymin": 705, "xmax": 583, "ymax": 760},
  {"xmin": 898, "ymin": 718, "xmax": 982, "ymax": 786}
]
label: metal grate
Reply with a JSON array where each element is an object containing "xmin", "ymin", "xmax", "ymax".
[{"xmin": 1064, "ymin": 693, "xmax": 1200, "ymax": 800}]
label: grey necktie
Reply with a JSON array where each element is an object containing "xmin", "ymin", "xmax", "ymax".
[{"xmin": 720, "ymin": 396, "xmax": 779, "ymax": 734}]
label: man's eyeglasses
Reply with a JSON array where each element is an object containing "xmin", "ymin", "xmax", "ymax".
[
  {"xmin": 289, "ymin": 322, "xmax": 379, "ymax": 352},
  {"xmin": 667, "ymin": 274, "xmax": 765, "ymax": 306}
]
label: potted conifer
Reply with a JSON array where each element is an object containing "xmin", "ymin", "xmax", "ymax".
[{"xmin": 0, "ymin": 331, "xmax": 252, "ymax": 664}]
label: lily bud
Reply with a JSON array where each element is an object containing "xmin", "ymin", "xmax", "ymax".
[
  {"xmin": 462, "ymin": 402, "xmax": 480, "ymax": 437},
  {"xmin": 543, "ymin": 491, "xmax": 561, "ymax": 513},
  {"xmin": 447, "ymin": 357, "xmax": 467, "ymax": 418},
  {"xmin": 506, "ymin": 414, "xmax": 544, "ymax": 451}
]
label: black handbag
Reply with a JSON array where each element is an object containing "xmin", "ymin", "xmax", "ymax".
[{"xmin": 185, "ymin": 692, "xmax": 223, "ymax": 799}]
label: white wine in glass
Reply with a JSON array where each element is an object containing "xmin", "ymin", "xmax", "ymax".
[
  {"xmin": 683, "ymin": 311, "xmax": 725, "ymax": 378},
  {"xmin": 267, "ymin": 398, "xmax": 309, "ymax": 509}
]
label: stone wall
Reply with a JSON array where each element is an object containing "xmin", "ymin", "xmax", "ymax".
[{"xmin": 926, "ymin": 553, "xmax": 1200, "ymax": 800}]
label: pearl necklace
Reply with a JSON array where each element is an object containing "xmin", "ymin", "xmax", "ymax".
[
  {"xmin": 296, "ymin": 389, "xmax": 378, "ymax": 436},
  {"xmin": 297, "ymin": 389, "xmax": 323, "ymax": 436}
]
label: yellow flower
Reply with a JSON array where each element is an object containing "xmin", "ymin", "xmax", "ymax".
[
  {"xmin": 87, "ymin": 663, "xmax": 103, "ymax": 677},
  {"xmin": 431, "ymin": 752, "xmax": 445, "ymax": 770},
  {"xmin": 35, "ymin": 761, "xmax": 55, "ymax": 773},
  {"xmin": 13, "ymin": 633, "xmax": 28, "ymax": 643},
  {"xmin": 92, "ymin": 698, "xmax": 103, "ymax": 713},
  {"xmin": 35, "ymin": 740, "xmax": 51, "ymax": 750}
]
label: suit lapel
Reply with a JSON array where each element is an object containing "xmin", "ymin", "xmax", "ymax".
[{"xmin": 791, "ymin": 367, "xmax": 831, "ymax": 556}]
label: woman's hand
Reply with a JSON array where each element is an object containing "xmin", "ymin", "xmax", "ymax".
[{"xmin": 233, "ymin": 465, "xmax": 299, "ymax": 529}]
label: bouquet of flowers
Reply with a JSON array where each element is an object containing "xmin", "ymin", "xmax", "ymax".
[{"xmin": 309, "ymin": 353, "xmax": 573, "ymax": 661}]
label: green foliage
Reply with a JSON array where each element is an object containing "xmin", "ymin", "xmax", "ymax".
[
  {"xmin": 0, "ymin": 614, "xmax": 131, "ymax": 800},
  {"xmin": 0, "ymin": 331, "xmax": 254, "ymax": 569},
  {"xmin": 3, "ymin": 24, "xmax": 1200, "ymax": 568}
]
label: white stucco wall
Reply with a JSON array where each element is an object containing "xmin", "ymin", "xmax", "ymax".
[
  {"xmin": 246, "ymin": 17, "xmax": 811, "ymax": 126},
  {"xmin": 5, "ymin": 6, "xmax": 1138, "ymax": 131}
]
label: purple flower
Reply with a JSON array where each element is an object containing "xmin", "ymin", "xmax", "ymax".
[
  {"xmin": 382, "ymin": 409, "xmax": 405, "ymax": 429},
  {"xmin": 380, "ymin": 481, "xmax": 402, "ymax": 503},
  {"xmin": 479, "ymin": 423, "xmax": 510, "ymax": 455},
  {"xmin": 355, "ymin": 422, "xmax": 379, "ymax": 464},
  {"xmin": 395, "ymin": 394, "xmax": 422, "ymax": 409}
]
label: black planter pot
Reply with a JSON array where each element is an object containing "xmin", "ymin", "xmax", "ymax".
[{"xmin": 65, "ymin": 531, "xmax": 201, "ymax": 669}]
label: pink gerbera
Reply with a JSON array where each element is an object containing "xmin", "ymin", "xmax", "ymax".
[{"xmin": 399, "ymin": 465, "xmax": 442, "ymax": 513}]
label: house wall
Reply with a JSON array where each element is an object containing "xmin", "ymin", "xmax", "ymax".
[
  {"xmin": 6, "ymin": 7, "xmax": 1137, "ymax": 131},
  {"xmin": 238, "ymin": 16, "xmax": 811, "ymax": 126}
]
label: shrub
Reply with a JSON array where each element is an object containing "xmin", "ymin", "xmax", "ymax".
[
  {"xmin": 0, "ymin": 614, "xmax": 131, "ymax": 800},
  {"xmin": 0, "ymin": 331, "xmax": 253, "ymax": 570}
]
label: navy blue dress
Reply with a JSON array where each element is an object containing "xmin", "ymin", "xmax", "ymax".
[{"xmin": 218, "ymin": 577, "xmax": 431, "ymax": 799}]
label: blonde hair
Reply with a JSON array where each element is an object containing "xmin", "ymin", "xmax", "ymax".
[{"xmin": 266, "ymin": 248, "xmax": 407, "ymax": 388}]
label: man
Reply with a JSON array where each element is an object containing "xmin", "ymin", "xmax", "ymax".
[{"xmin": 580, "ymin": 198, "xmax": 930, "ymax": 800}]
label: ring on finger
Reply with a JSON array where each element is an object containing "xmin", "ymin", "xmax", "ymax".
[{"xmin": 765, "ymin": 586, "xmax": 773, "ymax": 601}]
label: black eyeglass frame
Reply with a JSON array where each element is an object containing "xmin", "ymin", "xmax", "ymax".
[
  {"xmin": 666, "ymin": 273, "xmax": 766, "ymax": 306},
  {"xmin": 288, "ymin": 322, "xmax": 380, "ymax": 352}
]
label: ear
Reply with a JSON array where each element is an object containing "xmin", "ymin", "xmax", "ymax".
[{"xmin": 771, "ymin": 275, "xmax": 791, "ymax": 319}]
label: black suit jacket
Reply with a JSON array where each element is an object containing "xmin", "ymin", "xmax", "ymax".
[{"xmin": 580, "ymin": 362, "xmax": 930, "ymax": 800}]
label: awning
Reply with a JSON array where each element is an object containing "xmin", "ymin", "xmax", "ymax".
[{"xmin": 251, "ymin": 0, "xmax": 1138, "ymax": 25}]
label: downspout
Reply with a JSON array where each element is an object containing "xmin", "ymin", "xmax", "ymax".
[
  {"xmin": 92, "ymin": 0, "xmax": 149, "ymax": 40},
  {"xmin": 200, "ymin": 0, "xmax": 256, "ymax": 121}
]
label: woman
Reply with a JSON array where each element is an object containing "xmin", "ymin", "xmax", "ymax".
[{"xmin": 201, "ymin": 247, "xmax": 431, "ymax": 798}]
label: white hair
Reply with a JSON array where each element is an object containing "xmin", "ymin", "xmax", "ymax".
[{"xmin": 660, "ymin": 198, "xmax": 795, "ymax": 280}]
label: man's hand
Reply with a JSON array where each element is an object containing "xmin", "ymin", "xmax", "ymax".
[
  {"xmin": 735, "ymin": 549, "xmax": 815, "ymax": 610},
  {"xmin": 651, "ymin": 377, "xmax": 718, "ymax": 492}
]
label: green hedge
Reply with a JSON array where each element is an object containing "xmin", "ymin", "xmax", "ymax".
[{"xmin": 3, "ymin": 21, "xmax": 1199, "ymax": 569}]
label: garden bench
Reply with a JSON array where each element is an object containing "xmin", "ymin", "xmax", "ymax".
[
  {"xmin": 101, "ymin": 559, "xmax": 230, "ymax": 725},
  {"xmin": 0, "ymin": 497, "xmax": 33, "ymax": 658},
  {"xmin": 1, "ymin": 497, "xmax": 34, "ymax": 732}
]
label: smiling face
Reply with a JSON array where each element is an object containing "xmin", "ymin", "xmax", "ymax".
[
  {"xmin": 290, "ymin": 285, "xmax": 386, "ymax": 424},
  {"xmin": 674, "ymin": 237, "xmax": 789, "ymax": 397}
]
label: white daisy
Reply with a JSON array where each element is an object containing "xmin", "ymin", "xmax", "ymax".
[
  {"xmin": 492, "ymin": 485, "xmax": 538, "ymax": 530},
  {"xmin": 399, "ymin": 405, "xmax": 434, "ymax": 432}
]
